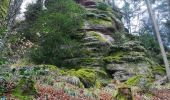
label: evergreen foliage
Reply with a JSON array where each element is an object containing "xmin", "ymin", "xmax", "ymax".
[
  {"xmin": 138, "ymin": 33, "xmax": 160, "ymax": 53},
  {"xmin": 21, "ymin": 0, "xmax": 84, "ymax": 66}
]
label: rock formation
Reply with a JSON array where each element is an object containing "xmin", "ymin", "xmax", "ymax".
[{"xmin": 63, "ymin": 0, "xmax": 159, "ymax": 82}]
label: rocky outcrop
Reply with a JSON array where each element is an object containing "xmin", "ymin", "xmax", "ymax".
[{"xmin": 63, "ymin": 0, "xmax": 157, "ymax": 82}]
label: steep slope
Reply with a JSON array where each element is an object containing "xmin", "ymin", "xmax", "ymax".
[{"xmin": 0, "ymin": 0, "xmax": 167, "ymax": 99}]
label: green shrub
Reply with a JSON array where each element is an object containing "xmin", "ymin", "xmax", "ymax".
[
  {"xmin": 0, "ymin": 27, "xmax": 6, "ymax": 38},
  {"xmin": 0, "ymin": 57, "xmax": 5, "ymax": 65},
  {"xmin": 138, "ymin": 33, "xmax": 160, "ymax": 53},
  {"xmin": 0, "ymin": 76, "xmax": 7, "ymax": 94},
  {"xmin": 97, "ymin": 2, "xmax": 108, "ymax": 11},
  {"xmin": 0, "ymin": 48, "xmax": 6, "ymax": 65},
  {"xmin": 0, "ymin": 0, "xmax": 9, "ymax": 29}
]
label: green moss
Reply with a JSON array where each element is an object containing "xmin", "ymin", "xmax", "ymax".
[
  {"xmin": 66, "ymin": 69, "xmax": 77, "ymax": 75},
  {"xmin": 95, "ymin": 80, "xmax": 102, "ymax": 88},
  {"xmin": 88, "ymin": 18, "xmax": 113, "ymax": 28},
  {"xmin": 125, "ymin": 75, "xmax": 143, "ymax": 86},
  {"xmin": 80, "ymin": 58, "xmax": 102, "ymax": 66},
  {"xmin": 85, "ymin": 12, "xmax": 112, "ymax": 21},
  {"xmin": 86, "ymin": 8, "xmax": 118, "ymax": 20},
  {"xmin": 95, "ymin": 78, "xmax": 111, "ymax": 88},
  {"xmin": 65, "ymin": 68, "xmax": 108, "ymax": 88},
  {"xmin": 36, "ymin": 64, "xmax": 59, "ymax": 71},
  {"xmin": 76, "ymin": 69, "xmax": 96, "ymax": 88},
  {"xmin": 87, "ymin": 31, "xmax": 107, "ymax": 42},
  {"xmin": 44, "ymin": 65, "xmax": 58, "ymax": 71},
  {"xmin": 103, "ymin": 56, "xmax": 121, "ymax": 63},
  {"xmin": 104, "ymin": 51, "xmax": 124, "ymax": 63},
  {"xmin": 125, "ymin": 75, "xmax": 153, "ymax": 90},
  {"xmin": 12, "ymin": 93, "xmax": 33, "ymax": 100},
  {"xmin": 0, "ymin": 0, "xmax": 9, "ymax": 19},
  {"xmin": 152, "ymin": 66, "xmax": 166, "ymax": 75},
  {"xmin": 80, "ymin": 70, "xmax": 95, "ymax": 87}
]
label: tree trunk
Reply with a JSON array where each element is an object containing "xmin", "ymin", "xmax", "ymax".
[
  {"xmin": 7, "ymin": 0, "xmax": 23, "ymax": 34},
  {"xmin": 168, "ymin": 0, "xmax": 170, "ymax": 18},
  {"xmin": 145, "ymin": 0, "xmax": 170, "ymax": 82}
]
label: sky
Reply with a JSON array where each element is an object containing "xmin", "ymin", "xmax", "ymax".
[
  {"xmin": 17, "ymin": 0, "xmax": 36, "ymax": 19},
  {"xmin": 21, "ymin": 0, "xmax": 36, "ymax": 13},
  {"xmin": 114, "ymin": 0, "xmax": 125, "ymax": 8}
]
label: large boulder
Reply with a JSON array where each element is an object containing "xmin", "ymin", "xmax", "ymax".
[{"xmin": 64, "ymin": 1, "xmax": 158, "ymax": 82}]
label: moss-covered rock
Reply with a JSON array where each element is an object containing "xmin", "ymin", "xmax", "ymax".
[
  {"xmin": 87, "ymin": 18, "xmax": 113, "ymax": 28},
  {"xmin": 12, "ymin": 78, "xmax": 37, "ymax": 100},
  {"xmin": 103, "ymin": 51, "xmax": 124, "ymax": 63},
  {"xmin": 86, "ymin": 31, "xmax": 108, "ymax": 42},
  {"xmin": 125, "ymin": 75, "xmax": 153, "ymax": 90},
  {"xmin": 64, "ymin": 68, "xmax": 108, "ymax": 88},
  {"xmin": 106, "ymin": 62, "xmax": 153, "ymax": 82},
  {"xmin": 65, "ymin": 68, "xmax": 97, "ymax": 88},
  {"xmin": 60, "ymin": 1, "xmax": 160, "ymax": 83}
]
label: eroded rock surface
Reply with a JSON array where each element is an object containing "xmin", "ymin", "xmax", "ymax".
[{"xmin": 65, "ymin": 0, "xmax": 156, "ymax": 82}]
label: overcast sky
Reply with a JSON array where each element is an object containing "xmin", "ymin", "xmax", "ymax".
[
  {"xmin": 21, "ymin": 0, "xmax": 36, "ymax": 12},
  {"xmin": 17, "ymin": 0, "xmax": 36, "ymax": 19}
]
